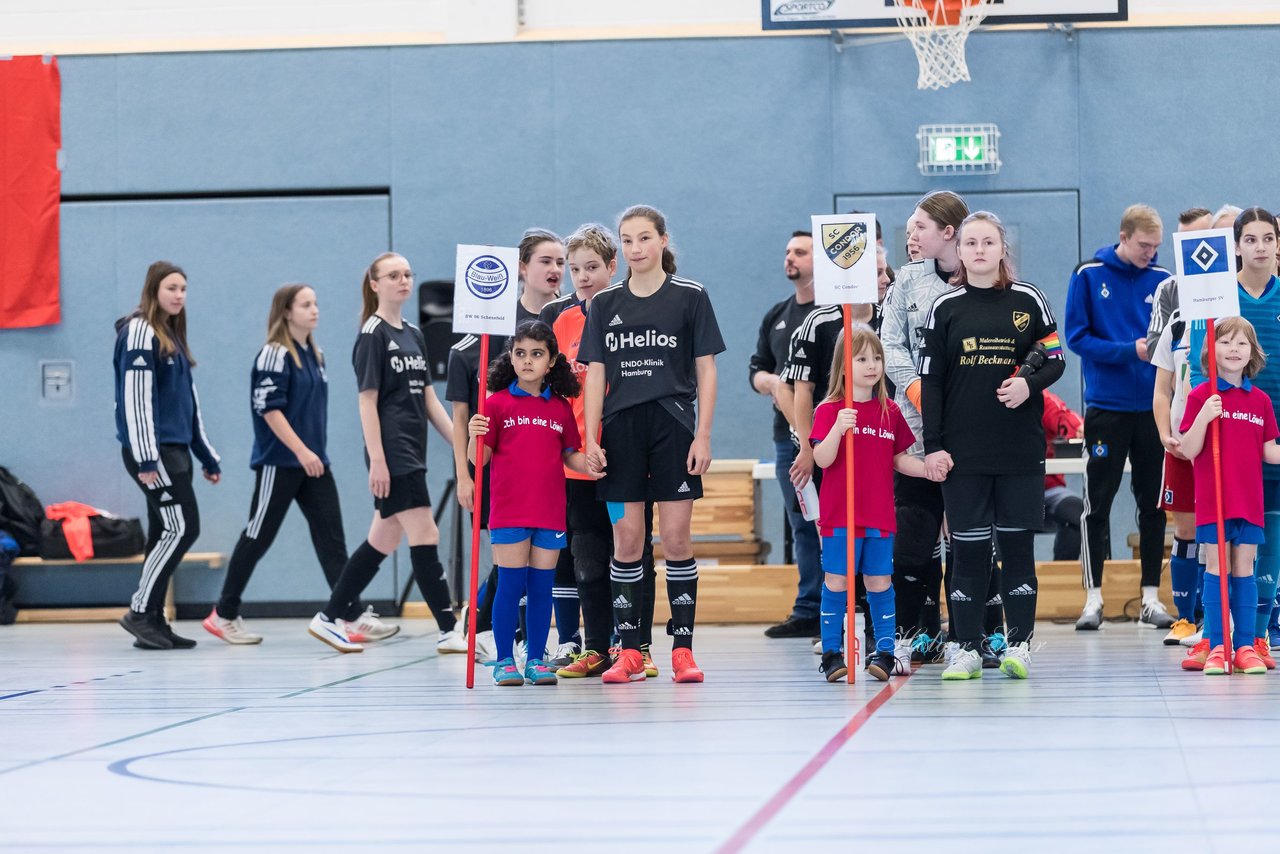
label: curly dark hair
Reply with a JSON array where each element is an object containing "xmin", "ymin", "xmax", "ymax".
[{"xmin": 486, "ymin": 320, "xmax": 581, "ymax": 399}]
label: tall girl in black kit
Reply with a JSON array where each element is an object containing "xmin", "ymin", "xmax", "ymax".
[
  {"xmin": 581, "ymin": 205, "xmax": 725, "ymax": 684},
  {"xmin": 308, "ymin": 252, "xmax": 464, "ymax": 654},
  {"xmin": 113, "ymin": 261, "xmax": 221, "ymax": 650},
  {"xmin": 204, "ymin": 284, "xmax": 392, "ymax": 645},
  {"xmin": 918, "ymin": 212, "xmax": 1065, "ymax": 681}
]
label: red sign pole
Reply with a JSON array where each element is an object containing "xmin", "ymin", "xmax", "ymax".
[
  {"xmin": 464, "ymin": 333, "xmax": 490, "ymax": 688},
  {"xmin": 1204, "ymin": 318, "xmax": 1232, "ymax": 673},
  {"xmin": 842, "ymin": 306, "xmax": 858, "ymax": 683}
]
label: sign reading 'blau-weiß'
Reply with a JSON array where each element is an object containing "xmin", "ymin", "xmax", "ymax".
[{"xmin": 453, "ymin": 244, "xmax": 520, "ymax": 337}]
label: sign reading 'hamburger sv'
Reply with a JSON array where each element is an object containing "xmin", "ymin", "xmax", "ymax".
[{"xmin": 453, "ymin": 244, "xmax": 520, "ymax": 337}]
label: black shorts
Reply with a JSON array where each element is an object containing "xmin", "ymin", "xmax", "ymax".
[
  {"xmin": 894, "ymin": 472, "xmax": 945, "ymax": 566},
  {"xmin": 466, "ymin": 461, "xmax": 493, "ymax": 530},
  {"xmin": 941, "ymin": 472, "xmax": 1044, "ymax": 532},
  {"xmin": 375, "ymin": 470, "xmax": 431, "ymax": 518},
  {"xmin": 599, "ymin": 401, "xmax": 702, "ymax": 503}
]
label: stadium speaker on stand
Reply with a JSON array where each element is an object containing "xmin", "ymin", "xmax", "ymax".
[{"xmin": 419, "ymin": 279, "xmax": 462, "ymax": 381}]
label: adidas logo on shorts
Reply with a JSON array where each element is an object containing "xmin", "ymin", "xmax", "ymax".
[
  {"xmin": 949, "ymin": 589, "xmax": 972, "ymax": 602},
  {"xmin": 1009, "ymin": 584, "xmax": 1036, "ymax": 595},
  {"xmin": 613, "ymin": 595, "xmax": 630, "ymax": 608},
  {"xmin": 387, "ymin": 340, "xmax": 400, "ymax": 351},
  {"xmin": 677, "ymin": 482, "xmax": 691, "ymax": 494},
  {"xmin": 672, "ymin": 593, "xmax": 694, "ymax": 605},
  {"xmin": 609, "ymin": 314, "xmax": 624, "ymax": 327}
]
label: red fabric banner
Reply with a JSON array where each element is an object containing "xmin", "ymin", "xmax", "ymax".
[{"xmin": 0, "ymin": 56, "xmax": 61, "ymax": 328}]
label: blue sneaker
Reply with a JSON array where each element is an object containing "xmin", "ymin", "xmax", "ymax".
[
  {"xmin": 524, "ymin": 659, "xmax": 558, "ymax": 685},
  {"xmin": 1269, "ymin": 620, "xmax": 1280, "ymax": 649},
  {"xmin": 491, "ymin": 657, "xmax": 523, "ymax": 687},
  {"xmin": 910, "ymin": 632, "xmax": 934, "ymax": 665}
]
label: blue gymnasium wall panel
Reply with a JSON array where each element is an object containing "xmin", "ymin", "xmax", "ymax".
[
  {"xmin": 61, "ymin": 49, "xmax": 392, "ymax": 195},
  {"xmin": 1077, "ymin": 27, "xmax": 1280, "ymax": 251},
  {"xmin": 0, "ymin": 196, "xmax": 393, "ymax": 606}
]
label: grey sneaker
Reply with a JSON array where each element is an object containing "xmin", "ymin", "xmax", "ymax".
[
  {"xmin": 1000, "ymin": 641, "xmax": 1032, "ymax": 679},
  {"xmin": 1138, "ymin": 600, "xmax": 1176, "ymax": 630},
  {"xmin": 941, "ymin": 647, "xmax": 983, "ymax": 680},
  {"xmin": 1075, "ymin": 601, "xmax": 1103, "ymax": 631}
]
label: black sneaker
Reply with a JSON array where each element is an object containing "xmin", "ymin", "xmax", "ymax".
[
  {"xmin": 820, "ymin": 651, "xmax": 849, "ymax": 682},
  {"xmin": 156, "ymin": 613, "xmax": 198, "ymax": 649},
  {"xmin": 866, "ymin": 649, "xmax": 895, "ymax": 681},
  {"xmin": 764, "ymin": 615, "xmax": 820, "ymax": 639},
  {"xmin": 119, "ymin": 609, "xmax": 174, "ymax": 650}
]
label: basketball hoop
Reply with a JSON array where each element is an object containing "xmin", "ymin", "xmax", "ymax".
[{"xmin": 892, "ymin": 0, "xmax": 992, "ymax": 90}]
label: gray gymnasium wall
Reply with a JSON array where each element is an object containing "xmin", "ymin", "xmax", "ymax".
[{"xmin": 2, "ymin": 26, "xmax": 1277, "ymax": 609}]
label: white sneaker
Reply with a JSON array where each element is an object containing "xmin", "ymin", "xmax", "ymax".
[
  {"xmin": 1000, "ymin": 641, "xmax": 1032, "ymax": 679},
  {"xmin": 473, "ymin": 630, "xmax": 496, "ymax": 663},
  {"xmin": 1180, "ymin": 628, "xmax": 1205, "ymax": 648},
  {"xmin": 340, "ymin": 606, "xmax": 400, "ymax": 643},
  {"xmin": 308, "ymin": 613, "xmax": 363, "ymax": 653},
  {"xmin": 437, "ymin": 628, "xmax": 468, "ymax": 654},
  {"xmin": 941, "ymin": 647, "xmax": 982, "ymax": 680},
  {"xmin": 942, "ymin": 640, "xmax": 961, "ymax": 665},
  {"xmin": 812, "ymin": 638, "xmax": 823, "ymax": 655},
  {"xmin": 202, "ymin": 609, "xmax": 263, "ymax": 645},
  {"xmin": 892, "ymin": 639, "xmax": 912, "ymax": 675}
]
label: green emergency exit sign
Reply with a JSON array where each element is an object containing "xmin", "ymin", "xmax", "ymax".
[{"xmin": 917, "ymin": 123, "xmax": 1001, "ymax": 175}]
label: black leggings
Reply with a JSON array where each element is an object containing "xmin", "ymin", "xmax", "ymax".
[
  {"xmin": 123, "ymin": 444, "xmax": 200, "ymax": 614},
  {"xmin": 216, "ymin": 465, "xmax": 349, "ymax": 620}
]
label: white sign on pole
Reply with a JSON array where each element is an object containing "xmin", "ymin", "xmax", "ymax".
[
  {"xmin": 452, "ymin": 244, "xmax": 520, "ymax": 336},
  {"xmin": 811, "ymin": 213, "xmax": 878, "ymax": 307},
  {"xmin": 1173, "ymin": 227, "xmax": 1240, "ymax": 322}
]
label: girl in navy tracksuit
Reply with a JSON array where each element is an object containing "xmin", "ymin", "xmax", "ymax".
[
  {"xmin": 113, "ymin": 260, "xmax": 220, "ymax": 650},
  {"xmin": 203, "ymin": 284, "xmax": 393, "ymax": 646}
]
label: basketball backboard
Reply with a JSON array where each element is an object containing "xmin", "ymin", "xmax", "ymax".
[{"xmin": 762, "ymin": 0, "xmax": 1127, "ymax": 30}]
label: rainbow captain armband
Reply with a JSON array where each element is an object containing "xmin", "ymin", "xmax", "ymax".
[{"xmin": 1037, "ymin": 331, "xmax": 1063, "ymax": 359}]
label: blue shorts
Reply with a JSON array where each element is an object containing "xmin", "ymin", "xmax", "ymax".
[
  {"xmin": 1196, "ymin": 520, "xmax": 1266, "ymax": 546},
  {"xmin": 821, "ymin": 529, "xmax": 894, "ymax": 577},
  {"xmin": 490, "ymin": 527, "xmax": 567, "ymax": 550}
]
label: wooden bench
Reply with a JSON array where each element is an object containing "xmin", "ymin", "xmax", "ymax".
[
  {"xmin": 9, "ymin": 552, "xmax": 225, "ymax": 623},
  {"xmin": 652, "ymin": 459, "xmax": 769, "ymax": 565}
]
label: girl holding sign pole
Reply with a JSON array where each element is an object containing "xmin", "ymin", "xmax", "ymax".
[
  {"xmin": 1178, "ymin": 316, "xmax": 1280, "ymax": 675},
  {"xmin": 1184, "ymin": 209, "xmax": 1280, "ymax": 669},
  {"xmin": 468, "ymin": 320, "xmax": 596, "ymax": 685},
  {"xmin": 308, "ymin": 252, "xmax": 463, "ymax": 654},
  {"xmin": 580, "ymin": 205, "xmax": 725, "ymax": 684},
  {"xmin": 811, "ymin": 328, "xmax": 928, "ymax": 682},
  {"xmin": 918, "ymin": 212, "xmax": 1065, "ymax": 681}
]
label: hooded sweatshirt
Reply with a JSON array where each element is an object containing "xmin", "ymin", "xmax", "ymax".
[{"xmin": 1064, "ymin": 244, "xmax": 1171, "ymax": 411}]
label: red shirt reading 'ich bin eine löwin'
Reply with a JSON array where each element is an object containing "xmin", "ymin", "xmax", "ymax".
[
  {"xmin": 810, "ymin": 397, "xmax": 915, "ymax": 537},
  {"xmin": 1180, "ymin": 380, "xmax": 1279, "ymax": 529},
  {"xmin": 483, "ymin": 384, "xmax": 582, "ymax": 531}
]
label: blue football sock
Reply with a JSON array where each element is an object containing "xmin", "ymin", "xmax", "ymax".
[
  {"xmin": 1169, "ymin": 538, "xmax": 1200, "ymax": 621},
  {"xmin": 524, "ymin": 568, "xmax": 554, "ymax": 662},
  {"xmin": 820, "ymin": 583, "xmax": 846, "ymax": 654},
  {"xmin": 492, "ymin": 566, "xmax": 527, "ymax": 662},
  {"xmin": 1231, "ymin": 575, "xmax": 1258, "ymax": 650},
  {"xmin": 1202, "ymin": 573, "xmax": 1223, "ymax": 648},
  {"xmin": 866, "ymin": 586, "xmax": 896, "ymax": 653}
]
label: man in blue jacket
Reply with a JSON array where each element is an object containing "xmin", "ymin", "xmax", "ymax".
[{"xmin": 1065, "ymin": 204, "xmax": 1176, "ymax": 631}]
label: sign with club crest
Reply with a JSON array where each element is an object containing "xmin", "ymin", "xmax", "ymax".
[
  {"xmin": 1173, "ymin": 227, "xmax": 1239, "ymax": 322},
  {"xmin": 811, "ymin": 213, "xmax": 878, "ymax": 306}
]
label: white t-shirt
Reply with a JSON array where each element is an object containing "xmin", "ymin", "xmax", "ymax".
[{"xmin": 1152, "ymin": 311, "xmax": 1190, "ymax": 440}]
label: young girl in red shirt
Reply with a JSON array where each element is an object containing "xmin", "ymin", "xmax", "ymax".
[
  {"xmin": 811, "ymin": 327, "xmax": 929, "ymax": 682},
  {"xmin": 469, "ymin": 320, "xmax": 596, "ymax": 685}
]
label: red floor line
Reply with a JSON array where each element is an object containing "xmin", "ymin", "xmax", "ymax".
[{"xmin": 716, "ymin": 677, "xmax": 909, "ymax": 854}]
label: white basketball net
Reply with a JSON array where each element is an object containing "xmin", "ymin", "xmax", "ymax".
[{"xmin": 892, "ymin": 0, "xmax": 992, "ymax": 90}]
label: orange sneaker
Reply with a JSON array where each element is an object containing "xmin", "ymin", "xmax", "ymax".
[
  {"xmin": 1234, "ymin": 644, "xmax": 1268, "ymax": 675},
  {"xmin": 1253, "ymin": 638, "xmax": 1276, "ymax": 670},
  {"xmin": 672, "ymin": 648, "xmax": 705, "ymax": 683},
  {"xmin": 557, "ymin": 650, "xmax": 608, "ymax": 678},
  {"xmin": 1203, "ymin": 645, "xmax": 1228, "ymax": 675},
  {"xmin": 1181, "ymin": 638, "xmax": 1211, "ymax": 671},
  {"xmin": 601, "ymin": 648, "xmax": 646, "ymax": 683}
]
